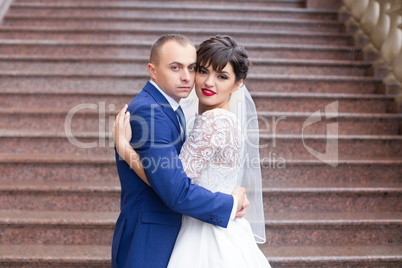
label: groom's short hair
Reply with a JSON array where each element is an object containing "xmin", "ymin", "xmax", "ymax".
[{"xmin": 150, "ymin": 34, "xmax": 195, "ymax": 65}]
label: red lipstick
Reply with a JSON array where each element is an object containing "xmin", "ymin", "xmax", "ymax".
[{"xmin": 202, "ymin": 88, "xmax": 216, "ymax": 96}]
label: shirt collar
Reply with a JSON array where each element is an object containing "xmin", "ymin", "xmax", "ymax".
[{"xmin": 149, "ymin": 80, "xmax": 180, "ymax": 111}]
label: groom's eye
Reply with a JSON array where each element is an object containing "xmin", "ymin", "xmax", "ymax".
[
  {"xmin": 188, "ymin": 66, "xmax": 195, "ymax": 72},
  {"xmin": 171, "ymin": 66, "xmax": 179, "ymax": 71}
]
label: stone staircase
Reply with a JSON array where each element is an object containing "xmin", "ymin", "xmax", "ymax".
[{"xmin": 0, "ymin": 0, "xmax": 401, "ymax": 267}]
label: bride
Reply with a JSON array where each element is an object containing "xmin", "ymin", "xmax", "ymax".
[{"xmin": 114, "ymin": 35, "xmax": 271, "ymax": 267}]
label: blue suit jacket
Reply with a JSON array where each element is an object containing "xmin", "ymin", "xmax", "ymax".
[{"xmin": 112, "ymin": 82, "xmax": 234, "ymax": 268}]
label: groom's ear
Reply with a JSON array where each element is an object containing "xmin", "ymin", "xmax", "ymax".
[{"xmin": 148, "ymin": 63, "xmax": 156, "ymax": 80}]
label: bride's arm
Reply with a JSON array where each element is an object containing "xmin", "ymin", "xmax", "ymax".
[{"xmin": 113, "ymin": 104, "xmax": 150, "ymax": 186}]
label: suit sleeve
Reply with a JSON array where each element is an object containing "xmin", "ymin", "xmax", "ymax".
[{"xmin": 129, "ymin": 103, "xmax": 233, "ymax": 228}]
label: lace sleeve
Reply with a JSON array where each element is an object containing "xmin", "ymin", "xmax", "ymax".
[{"xmin": 179, "ymin": 109, "xmax": 241, "ymax": 180}]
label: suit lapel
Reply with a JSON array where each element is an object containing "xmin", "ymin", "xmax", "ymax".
[{"xmin": 143, "ymin": 82, "xmax": 181, "ymax": 135}]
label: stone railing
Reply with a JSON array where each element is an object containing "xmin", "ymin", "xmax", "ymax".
[
  {"xmin": 0, "ymin": 0, "xmax": 13, "ymax": 25},
  {"xmin": 339, "ymin": 0, "xmax": 402, "ymax": 99}
]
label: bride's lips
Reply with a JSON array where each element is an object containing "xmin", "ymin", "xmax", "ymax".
[{"xmin": 201, "ymin": 88, "xmax": 216, "ymax": 96}]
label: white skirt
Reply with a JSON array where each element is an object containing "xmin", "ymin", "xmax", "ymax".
[{"xmin": 167, "ymin": 216, "xmax": 271, "ymax": 268}]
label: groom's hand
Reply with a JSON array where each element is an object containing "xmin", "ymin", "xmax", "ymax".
[{"xmin": 231, "ymin": 187, "xmax": 250, "ymax": 219}]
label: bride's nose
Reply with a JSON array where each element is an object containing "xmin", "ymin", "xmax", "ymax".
[{"xmin": 204, "ymin": 75, "xmax": 214, "ymax": 87}]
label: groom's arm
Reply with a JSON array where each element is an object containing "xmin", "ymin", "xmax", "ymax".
[{"xmin": 130, "ymin": 104, "xmax": 236, "ymax": 228}]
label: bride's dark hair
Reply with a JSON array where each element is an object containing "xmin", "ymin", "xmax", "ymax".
[{"xmin": 196, "ymin": 35, "xmax": 251, "ymax": 83}]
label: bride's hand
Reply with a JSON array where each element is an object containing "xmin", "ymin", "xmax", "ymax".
[{"xmin": 113, "ymin": 104, "xmax": 132, "ymax": 157}]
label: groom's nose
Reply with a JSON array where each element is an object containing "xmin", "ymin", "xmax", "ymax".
[{"xmin": 181, "ymin": 69, "xmax": 191, "ymax": 82}]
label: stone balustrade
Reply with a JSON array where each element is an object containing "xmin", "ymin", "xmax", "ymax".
[
  {"xmin": 0, "ymin": 0, "xmax": 13, "ymax": 25},
  {"xmin": 340, "ymin": 0, "xmax": 402, "ymax": 98}
]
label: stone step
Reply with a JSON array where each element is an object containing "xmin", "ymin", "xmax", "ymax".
[
  {"xmin": 263, "ymin": 245, "xmax": 402, "ymax": 268},
  {"xmin": 0, "ymin": 26, "xmax": 353, "ymax": 45},
  {"xmin": 1, "ymin": 130, "xmax": 401, "ymax": 158},
  {"xmin": 2, "ymin": 15, "xmax": 343, "ymax": 33},
  {"xmin": 1, "ymin": 244, "xmax": 401, "ymax": 268},
  {"xmin": 262, "ymin": 183, "xmax": 401, "ymax": 213},
  {"xmin": 0, "ymin": 130, "xmax": 115, "ymax": 156},
  {"xmin": 0, "ymin": 210, "xmax": 399, "ymax": 247},
  {"xmin": 252, "ymin": 58, "xmax": 370, "ymax": 76},
  {"xmin": 0, "ymin": 181, "xmax": 120, "ymax": 212},
  {"xmin": 0, "ymin": 90, "xmax": 135, "ymax": 111},
  {"xmin": 0, "ymin": 210, "xmax": 115, "ymax": 245},
  {"xmin": 0, "ymin": 244, "xmax": 111, "ymax": 267},
  {"xmin": 8, "ymin": 3, "xmax": 337, "ymax": 20},
  {"xmin": 0, "ymin": 153, "xmax": 117, "ymax": 183},
  {"xmin": 14, "ymin": 0, "xmax": 306, "ymax": 8},
  {"xmin": 259, "ymin": 134, "xmax": 402, "ymax": 158},
  {"xmin": 1, "ymin": 91, "xmax": 395, "ymax": 114},
  {"xmin": 1, "ymin": 108, "xmax": 400, "ymax": 136},
  {"xmin": 0, "ymin": 40, "xmax": 361, "ymax": 60},
  {"xmin": 0, "ymin": 180, "xmax": 399, "ymax": 213},
  {"xmin": 262, "ymin": 211, "xmax": 401, "ymax": 246},
  {"xmin": 253, "ymin": 92, "xmax": 396, "ymax": 113},
  {"xmin": 258, "ymin": 112, "xmax": 401, "ymax": 135},
  {"xmin": 0, "ymin": 73, "xmax": 380, "ymax": 94},
  {"xmin": 1, "ymin": 153, "xmax": 401, "ymax": 185},
  {"xmin": 261, "ymin": 158, "xmax": 402, "ymax": 185},
  {"xmin": 261, "ymin": 212, "xmax": 402, "ymax": 247},
  {"xmin": 0, "ymin": 56, "xmax": 372, "ymax": 76}
]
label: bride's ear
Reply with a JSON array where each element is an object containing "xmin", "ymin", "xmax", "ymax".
[{"xmin": 233, "ymin": 79, "xmax": 243, "ymax": 92}]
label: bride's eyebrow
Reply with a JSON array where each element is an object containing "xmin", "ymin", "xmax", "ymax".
[{"xmin": 217, "ymin": 70, "xmax": 230, "ymax": 75}]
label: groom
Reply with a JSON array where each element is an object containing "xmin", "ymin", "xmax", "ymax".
[{"xmin": 112, "ymin": 34, "xmax": 249, "ymax": 268}]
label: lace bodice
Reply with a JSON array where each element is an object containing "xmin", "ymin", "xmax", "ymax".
[{"xmin": 179, "ymin": 108, "xmax": 242, "ymax": 194}]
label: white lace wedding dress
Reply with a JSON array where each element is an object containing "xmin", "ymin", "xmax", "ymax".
[{"xmin": 167, "ymin": 108, "xmax": 271, "ymax": 268}]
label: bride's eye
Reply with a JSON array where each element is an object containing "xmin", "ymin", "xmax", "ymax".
[{"xmin": 218, "ymin": 75, "xmax": 228, "ymax": 80}]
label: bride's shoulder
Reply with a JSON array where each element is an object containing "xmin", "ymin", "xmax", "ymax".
[
  {"xmin": 199, "ymin": 108, "xmax": 237, "ymax": 121},
  {"xmin": 196, "ymin": 108, "xmax": 240, "ymax": 131}
]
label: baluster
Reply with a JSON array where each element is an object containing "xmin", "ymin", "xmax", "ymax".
[
  {"xmin": 395, "ymin": 23, "xmax": 402, "ymax": 112},
  {"xmin": 351, "ymin": 0, "xmax": 370, "ymax": 47},
  {"xmin": 343, "ymin": 0, "xmax": 368, "ymax": 25},
  {"xmin": 371, "ymin": 0, "xmax": 392, "ymax": 51},
  {"xmin": 393, "ymin": 23, "xmax": 402, "ymax": 85},
  {"xmin": 351, "ymin": 0, "xmax": 370, "ymax": 19},
  {"xmin": 339, "ymin": 0, "xmax": 355, "ymax": 22},
  {"xmin": 382, "ymin": 1, "xmax": 402, "ymax": 84},
  {"xmin": 344, "ymin": 0, "xmax": 355, "ymax": 10},
  {"xmin": 361, "ymin": 0, "xmax": 380, "ymax": 35}
]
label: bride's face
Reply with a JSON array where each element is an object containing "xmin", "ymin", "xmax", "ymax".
[{"xmin": 195, "ymin": 62, "xmax": 242, "ymax": 112}]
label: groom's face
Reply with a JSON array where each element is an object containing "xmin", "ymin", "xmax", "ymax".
[{"xmin": 148, "ymin": 40, "xmax": 196, "ymax": 103}]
